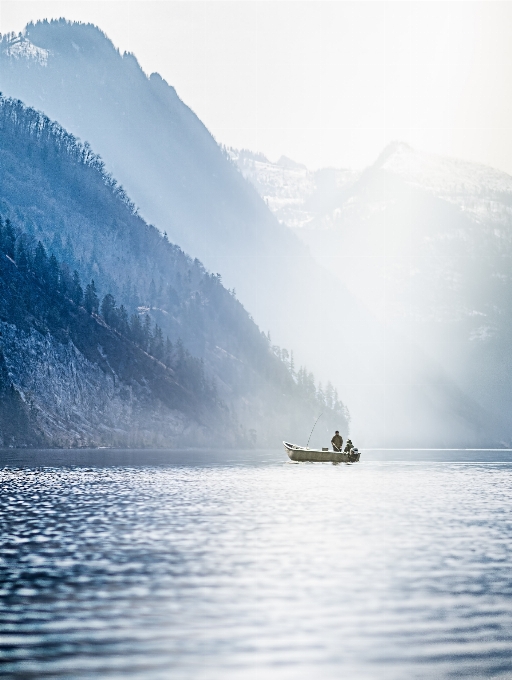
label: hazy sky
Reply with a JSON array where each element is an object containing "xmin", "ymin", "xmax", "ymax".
[{"xmin": 2, "ymin": 1, "xmax": 512, "ymax": 172}]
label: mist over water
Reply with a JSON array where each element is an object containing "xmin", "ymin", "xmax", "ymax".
[
  {"xmin": 231, "ymin": 144, "xmax": 512, "ymax": 447},
  {"xmin": 1, "ymin": 449, "xmax": 512, "ymax": 679},
  {"xmin": 0, "ymin": 8, "xmax": 511, "ymax": 679}
]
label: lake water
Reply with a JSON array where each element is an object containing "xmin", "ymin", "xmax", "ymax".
[{"xmin": 1, "ymin": 448, "xmax": 512, "ymax": 679}]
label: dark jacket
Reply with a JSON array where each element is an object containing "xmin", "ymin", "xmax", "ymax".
[{"xmin": 331, "ymin": 434, "xmax": 343, "ymax": 451}]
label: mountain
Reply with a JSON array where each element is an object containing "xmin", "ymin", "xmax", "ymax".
[
  {"xmin": 0, "ymin": 20, "xmax": 496, "ymax": 447},
  {"xmin": 228, "ymin": 149, "xmax": 359, "ymax": 230},
  {"xmin": 230, "ymin": 142, "xmax": 512, "ymax": 444},
  {"xmin": 0, "ymin": 21, "xmax": 310, "ymax": 335},
  {"xmin": 0, "ymin": 96, "xmax": 348, "ymax": 448},
  {"xmin": 0, "ymin": 214, "xmax": 220, "ymax": 448},
  {"xmin": 0, "ymin": 20, "xmax": 368, "ymax": 438}
]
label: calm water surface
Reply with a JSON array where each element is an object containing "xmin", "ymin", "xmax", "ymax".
[{"xmin": 1, "ymin": 448, "xmax": 511, "ymax": 679}]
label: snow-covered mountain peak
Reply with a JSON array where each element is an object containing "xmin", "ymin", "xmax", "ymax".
[
  {"xmin": 1, "ymin": 33, "xmax": 49, "ymax": 65},
  {"xmin": 227, "ymin": 147, "xmax": 316, "ymax": 227},
  {"xmin": 228, "ymin": 147, "xmax": 358, "ymax": 229},
  {"xmin": 376, "ymin": 141, "xmax": 512, "ymax": 199}
]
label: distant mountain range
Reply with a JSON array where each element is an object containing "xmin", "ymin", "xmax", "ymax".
[
  {"xmin": 227, "ymin": 149, "xmax": 359, "ymax": 230},
  {"xmin": 230, "ymin": 143, "xmax": 512, "ymax": 443},
  {"xmin": 0, "ymin": 19, "xmax": 502, "ymax": 447}
]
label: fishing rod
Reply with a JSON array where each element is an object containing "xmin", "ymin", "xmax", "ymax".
[{"xmin": 306, "ymin": 413, "xmax": 323, "ymax": 449}]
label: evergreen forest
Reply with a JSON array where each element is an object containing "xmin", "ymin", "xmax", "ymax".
[{"xmin": 0, "ymin": 96, "xmax": 348, "ymax": 447}]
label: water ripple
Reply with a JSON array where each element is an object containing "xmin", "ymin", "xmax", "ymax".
[{"xmin": 0, "ymin": 453, "xmax": 511, "ymax": 678}]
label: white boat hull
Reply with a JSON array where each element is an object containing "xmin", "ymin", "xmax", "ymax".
[{"xmin": 283, "ymin": 441, "xmax": 361, "ymax": 463}]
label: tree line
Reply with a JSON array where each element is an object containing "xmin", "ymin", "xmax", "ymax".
[
  {"xmin": 0, "ymin": 215, "xmax": 217, "ymax": 401},
  {"xmin": 0, "ymin": 210, "xmax": 347, "ymax": 427},
  {"xmin": 0, "ymin": 95, "xmax": 136, "ymax": 215},
  {"xmin": 269, "ymin": 339, "xmax": 348, "ymax": 420}
]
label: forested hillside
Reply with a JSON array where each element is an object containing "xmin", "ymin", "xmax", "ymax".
[
  {"xmin": 0, "ymin": 214, "xmax": 224, "ymax": 447},
  {"xmin": 0, "ymin": 96, "xmax": 348, "ymax": 447},
  {"xmin": 1, "ymin": 19, "xmax": 495, "ymax": 447},
  {"xmin": 0, "ymin": 21, "xmax": 371, "ymax": 441}
]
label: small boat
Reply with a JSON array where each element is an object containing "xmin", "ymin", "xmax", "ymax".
[{"xmin": 283, "ymin": 441, "xmax": 361, "ymax": 463}]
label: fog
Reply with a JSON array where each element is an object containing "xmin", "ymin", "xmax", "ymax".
[
  {"xmin": 3, "ymin": 2, "xmax": 512, "ymax": 174},
  {"xmin": 233, "ymin": 145, "xmax": 512, "ymax": 445},
  {"xmin": 1, "ymin": 5, "xmax": 511, "ymax": 447}
]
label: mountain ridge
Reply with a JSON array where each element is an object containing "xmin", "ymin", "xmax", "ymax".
[
  {"xmin": 0, "ymin": 94, "xmax": 349, "ymax": 447},
  {"xmin": 0, "ymin": 19, "xmax": 497, "ymax": 446}
]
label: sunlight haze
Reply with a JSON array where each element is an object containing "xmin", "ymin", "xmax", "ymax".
[
  {"xmin": 2, "ymin": 6, "xmax": 512, "ymax": 673},
  {"xmin": 2, "ymin": 0, "xmax": 512, "ymax": 172}
]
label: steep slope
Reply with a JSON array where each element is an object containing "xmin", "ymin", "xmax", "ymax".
[
  {"xmin": 0, "ymin": 22, "xmax": 311, "ymax": 333},
  {"xmin": 0, "ymin": 21, "xmax": 496, "ymax": 446},
  {"xmin": 0, "ymin": 23, "xmax": 370, "ymax": 439},
  {"xmin": 0, "ymin": 216, "xmax": 223, "ymax": 447},
  {"xmin": 0, "ymin": 96, "xmax": 348, "ymax": 447}
]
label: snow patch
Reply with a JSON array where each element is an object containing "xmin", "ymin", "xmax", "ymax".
[
  {"xmin": 377, "ymin": 142, "xmax": 512, "ymax": 226},
  {"xmin": 228, "ymin": 147, "xmax": 358, "ymax": 230},
  {"xmin": 3, "ymin": 35, "xmax": 49, "ymax": 65}
]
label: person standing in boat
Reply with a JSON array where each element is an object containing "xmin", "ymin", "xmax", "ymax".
[{"xmin": 331, "ymin": 431, "xmax": 343, "ymax": 452}]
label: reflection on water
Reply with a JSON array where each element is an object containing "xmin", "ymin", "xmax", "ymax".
[{"xmin": 1, "ymin": 449, "xmax": 512, "ymax": 679}]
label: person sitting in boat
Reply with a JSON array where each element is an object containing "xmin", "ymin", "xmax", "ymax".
[
  {"xmin": 331, "ymin": 431, "xmax": 343, "ymax": 452},
  {"xmin": 344, "ymin": 439, "xmax": 354, "ymax": 453}
]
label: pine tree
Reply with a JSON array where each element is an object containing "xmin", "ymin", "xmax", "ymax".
[
  {"xmin": 117, "ymin": 304, "xmax": 129, "ymax": 335},
  {"xmin": 101, "ymin": 293, "xmax": 117, "ymax": 326},
  {"xmin": 148, "ymin": 279, "xmax": 156, "ymax": 306},
  {"xmin": 317, "ymin": 382, "xmax": 325, "ymax": 408},
  {"xmin": 84, "ymin": 280, "xmax": 99, "ymax": 314},
  {"xmin": 164, "ymin": 337, "xmax": 173, "ymax": 367},
  {"xmin": 58, "ymin": 262, "xmax": 73, "ymax": 299},
  {"xmin": 33, "ymin": 242, "xmax": 48, "ymax": 281},
  {"xmin": 47, "ymin": 254, "xmax": 59, "ymax": 292},
  {"xmin": 325, "ymin": 382, "xmax": 334, "ymax": 410},
  {"xmin": 15, "ymin": 237, "xmax": 29, "ymax": 273},
  {"xmin": 71, "ymin": 270, "xmax": 83, "ymax": 306},
  {"xmin": 150, "ymin": 324, "xmax": 164, "ymax": 361},
  {"xmin": 175, "ymin": 338, "xmax": 185, "ymax": 366},
  {"xmin": 130, "ymin": 313, "xmax": 144, "ymax": 345}
]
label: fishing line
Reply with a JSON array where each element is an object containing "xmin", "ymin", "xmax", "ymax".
[{"xmin": 306, "ymin": 413, "xmax": 323, "ymax": 449}]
